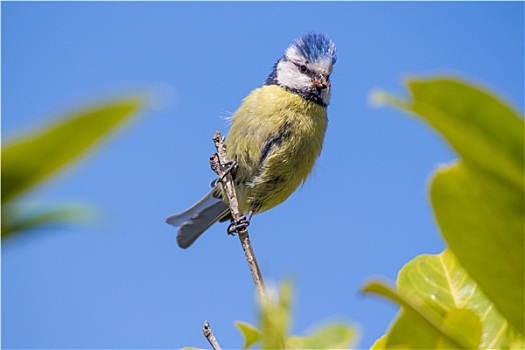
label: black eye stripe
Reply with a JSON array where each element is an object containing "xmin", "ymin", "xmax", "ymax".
[
  {"xmin": 293, "ymin": 62, "xmax": 310, "ymax": 74},
  {"xmin": 293, "ymin": 62, "xmax": 321, "ymax": 81}
]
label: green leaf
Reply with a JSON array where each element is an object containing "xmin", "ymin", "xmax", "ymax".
[
  {"xmin": 431, "ymin": 165, "xmax": 524, "ymax": 334},
  {"xmin": 1, "ymin": 202, "xmax": 96, "ymax": 239},
  {"xmin": 286, "ymin": 323, "xmax": 355, "ymax": 349},
  {"xmin": 235, "ymin": 284, "xmax": 291, "ymax": 350},
  {"xmin": 375, "ymin": 77, "xmax": 524, "ymax": 333},
  {"xmin": 258, "ymin": 282, "xmax": 293, "ymax": 349},
  {"xmin": 387, "ymin": 309, "xmax": 440, "ymax": 349},
  {"xmin": 362, "ymin": 279, "xmax": 477, "ymax": 349},
  {"xmin": 365, "ymin": 250, "xmax": 523, "ymax": 349},
  {"xmin": 369, "ymin": 334, "xmax": 388, "ymax": 350},
  {"xmin": 375, "ymin": 78, "xmax": 524, "ymax": 188},
  {"xmin": 234, "ymin": 282, "xmax": 356, "ymax": 349},
  {"xmin": 398, "ymin": 249, "xmax": 515, "ymax": 349},
  {"xmin": 235, "ymin": 321, "xmax": 261, "ymax": 350},
  {"xmin": 436, "ymin": 308, "xmax": 482, "ymax": 349},
  {"xmin": 2, "ymin": 98, "xmax": 142, "ymax": 203},
  {"xmin": 408, "ymin": 79, "xmax": 524, "ymax": 189}
]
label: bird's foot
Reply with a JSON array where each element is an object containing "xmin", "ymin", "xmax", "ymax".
[
  {"xmin": 227, "ymin": 212, "xmax": 252, "ymax": 235},
  {"xmin": 219, "ymin": 160, "xmax": 238, "ymax": 181}
]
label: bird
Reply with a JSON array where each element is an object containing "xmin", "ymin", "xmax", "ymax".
[{"xmin": 166, "ymin": 33, "xmax": 337, "ymax": 248}]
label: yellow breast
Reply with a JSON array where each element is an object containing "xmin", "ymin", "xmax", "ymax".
[{"xmin": 226, "ymin": 85, "xmax": 328, "ymax": 213}]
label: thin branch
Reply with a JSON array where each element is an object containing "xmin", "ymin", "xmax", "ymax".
[
  {"xmin": 210, "ymin": 131, "xmax": 242, "ymax": 222},
  {"xmin": 203, "ymin": 320, "xmax": 221, "ymax": 350},
  {"xmin": 210, "ymin": 130, "xmax": 266, "ymax": 300},
  {"xmin": 237, "ymin": 229, "xmax": 266, "ymax": 299}
]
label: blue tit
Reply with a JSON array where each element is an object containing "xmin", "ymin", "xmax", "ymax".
[{"xmin": 167, "ymin": 33, "xmax": 337, "ymax": 248}]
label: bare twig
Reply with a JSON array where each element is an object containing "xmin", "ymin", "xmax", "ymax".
[
  {"xmin": 210, "ymin": 130, "xmax": 266, "ymax": 300},
  {"xmin": 237, "ymin": 229, "xmax": 266, "ymax": 299},
  {"xmin": 210, "ymin": 131, "xmax": 242, "ymax": 222},
  {"xmin": 203, "ymin": 320, "xmax": 221, "ymax": 350}
]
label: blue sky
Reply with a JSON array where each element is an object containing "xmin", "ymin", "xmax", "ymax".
[{"xmin": 2, "ymin": 2, "xmax": 523, "ymax": 349}]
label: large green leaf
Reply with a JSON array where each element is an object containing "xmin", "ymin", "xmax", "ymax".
[
  {"xmin": 431, "ymin": 164, "xmax": 524, "ymax": 333},
  {"xmin": 2, "ymin": 98, "xmax": 142, "ymax": 204},
  {"xmin": 372, "ymin": 78, "xmax": 524, "ymax": 189},
  {"xmin": 398, "ymin": 249, "xmax": 518, "ymax": 348},
  {"xmin": 373, "ymin": 77, "xmax": 524, "ymax": 333},
  {"xmin": 362, "ymin": 277, "xmax": 479, "ymax": 349},
  {"xmin": 411, "ymin": 79, "xmax": 523, "ymax": 188},
  {"xmin": 370, "ymin": 335, "xmax": 387, "ymax": 350},
  {"xmin": 364, "ymin": 250, "xmax": 523, "ymax": 349}
]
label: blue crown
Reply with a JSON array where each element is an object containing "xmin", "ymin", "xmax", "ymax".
[{"xmin": 292, "ymin": 33, "xmax": 337, "ymax": 64}]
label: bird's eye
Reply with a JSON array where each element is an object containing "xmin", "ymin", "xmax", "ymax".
[{"xmin": 299, "ymin": 65, "xmax": 308, "ymax": 73}]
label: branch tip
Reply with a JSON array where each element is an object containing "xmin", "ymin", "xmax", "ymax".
[{"xmin": 203, "ymin": 320, "xmax": 222, "ymax": 350}]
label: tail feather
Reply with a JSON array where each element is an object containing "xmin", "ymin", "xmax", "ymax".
[{"xmin": 166, "ymin": 189, "xmax": 229, "ymax": 248}]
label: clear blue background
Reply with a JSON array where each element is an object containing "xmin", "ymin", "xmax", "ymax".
[{"xmin": 2, "ymin": 2, "xmax": 523, "ymax": 349}]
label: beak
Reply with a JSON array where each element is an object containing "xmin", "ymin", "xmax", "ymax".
[{"xmin": 313, "ymin": 78, "xmax": 330, "ymax": 90}]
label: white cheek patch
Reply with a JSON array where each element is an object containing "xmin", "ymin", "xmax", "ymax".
[
  {"xmin": 276, "ymin": 60, "xmax": 311, "ymax": 91},
  {"xmin": 276, "ymin": 45, "xmax": 334, "ymax": 106}
]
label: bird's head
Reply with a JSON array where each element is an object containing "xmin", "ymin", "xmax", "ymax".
[{"xmin": 266, "ymin": 33, "xmax": 337, "ymax": 107}]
